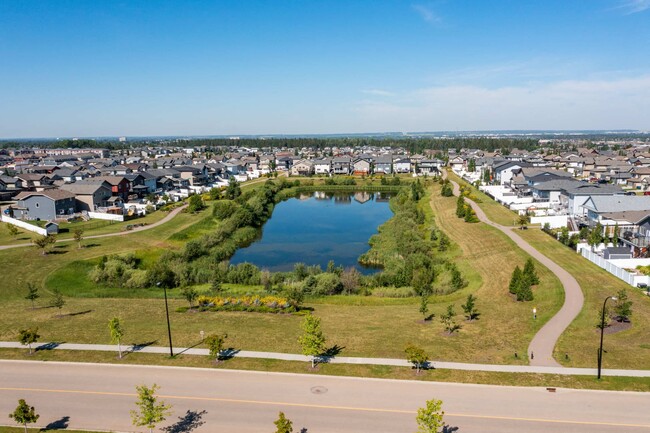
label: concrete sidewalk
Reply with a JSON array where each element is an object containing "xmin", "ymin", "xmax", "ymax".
[{"xmin": 2, "ymin": 341, "xmax": 649, "ymax": 377}]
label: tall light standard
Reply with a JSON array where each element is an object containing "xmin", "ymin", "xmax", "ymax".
[
  {"xmin": 157, "ymin": 281, "xmax": 174, "ymax": 357},
  {"xmin": 597, "ymin": 295, "xmax": 617, "ymax": 379}
]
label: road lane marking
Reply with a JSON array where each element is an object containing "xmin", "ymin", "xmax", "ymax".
[{"xmin": 1, "ymin": 387, "xmax": 649, "ymax": 429}]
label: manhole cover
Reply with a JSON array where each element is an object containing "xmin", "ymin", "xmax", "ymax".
[{"xmin": 310, "ymin": 386, "xmax": 328, "ymax": 394}]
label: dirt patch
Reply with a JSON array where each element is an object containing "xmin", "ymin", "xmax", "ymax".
[{"xmin": 603, "ymin": 320, "xmax": 632, "ymax": 335}]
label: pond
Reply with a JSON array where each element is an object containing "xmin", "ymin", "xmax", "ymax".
[{"xmin": 230, "ymin": 191, "xmax": 393, "ymax": 273}]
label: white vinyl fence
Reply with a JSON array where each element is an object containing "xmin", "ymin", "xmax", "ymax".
[
  {"xmin": 579, "ymin": 247, "xmax": 645, "ymax": 287},
  {"xmin": 87, "ymin": 212, "xmax": 125, "ymax": 222},
  {"xmin": 0, "ymin": 214, "xmax": 48, "ymax": 235}
]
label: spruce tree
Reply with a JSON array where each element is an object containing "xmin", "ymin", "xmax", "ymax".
[
  {"xmin": 509, "ymin": 266, "xmax": 522, "ymax": 295},
  {"xmin": 522, "ymin": 258, "xmax": 540, "ymax": 285}
]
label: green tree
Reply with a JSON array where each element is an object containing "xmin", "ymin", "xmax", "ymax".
[
  {"xmin": 437, "ymin": 233, "xmax": 450, "ymax": 252},
  {"xmin": 440, "ymin": 305, "xmax": 461, "ymax": 334},
  {"xmin": 450, "ymin": 268, "xmax": 464, "ymax": 291},
  {"xmin": 340, "ymin": 267, "xmax": 361, "ymax": 295},
  {"xmin": 7, "ymin": 223, "xmax": 19, "ymax": 238},
  {"xmin": 467, "ymin": 158, "xmax": 476, "ymax": 172},
  {"xmin": 405, "ymin": 344, "xmax": 429, "ymax": 374},
  {"xmin": 108, "ymin": 317, "xmax": 125, "ymax": 359},
  {"xmin": 509, "ymin": 266, "xmax": 522, "ymax": 295},
  {"xmin": 32, "ymin": 234, "xmax": 56, "ymax": 255},
  {"xmin": 25, "ymin": 282, "xmax": 40, "ymax": 309},
  {"xmin": 461, "ymin": 294, "xmax": 480, "ymax": 321},
  {"xmin": 205, "ymin": 333, "xmax": 228, "ymax": 362},
  {"xmin": 180, "ymin": 286, "xmax": 199, "ymax": 309},
  {"xmin": 517, "ymin": 213, "xmax": 529, "ymax": 229},
  {"xmin": 50, "ymin": 289, "xmax": 65, "ymax": 316},
  {"xmin": 455, "ymin": 196, "xmax": 466, "ymax": 218},
  {"xmin": 18, "ymin": 328, "xmax": 40, "ymax": 354},
  {"xmin": 419, "ymin": 294, "xmax": 430, "ymax": 320},
  {"xmin": 73, "ymin": 228, "xmax": 84, "ymax": 249},
  {"xmin": 516, "ymin": 281, "xmax": 534, "ymax": 302},
  {"xmin": 614, "ymin": 289, "xmax": 633, "ymax": 322},
  {"xmin": 188, "ymin": 194, "xmax": 205, "ymax": 213},
  {"xmin": 415, "ymin": 398, "xmax": 445, "ymax": 433},
  {"xmin": 9, "ymin": 399, "xmax": 40, "ymax": 433},
  {"xmin": 210, "ymin": 278, "xmax": 223, "ymax": 295},
  {"xmin": 130, "ymin": 384, "xmax": 172, "ymax": 433},
  {"xmin": 298, "ymin": 314, "xmax": 326, "ymax": 368},
  {"xmin": 522, "ymin": 258, "xmax": 540, "ymax": 285},
  {"xmin": 273, "ymin": 411, "xmax": 293, "ymax": 433},
  {"xmin": 225, "ymin": 177, "xmax": 241, "ymax": 200},
  {"xmin": 482, "ymin": 168, "xmax": 491, "ymax": 184},
  {"xmin": 588, "ymin": 223, "xmax": 604, "ymax": 249}
]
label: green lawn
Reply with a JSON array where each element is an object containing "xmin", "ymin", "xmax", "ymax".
[
  {"xmin": 0, "ymin": 183, "xmax": 563, "ymax": 365},
  {"xmin": 518, "ymin": 229, "xmax": 650, "ymax": 369}
]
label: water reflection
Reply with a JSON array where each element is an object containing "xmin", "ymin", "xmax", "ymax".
[{"xmin": 230, "ymin": 191, "xmax": 393, "ymax": 273}]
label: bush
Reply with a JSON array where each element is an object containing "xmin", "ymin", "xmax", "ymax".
[
  {"xmin": 212, "ymin": 201, "xmax": 238, "ymax": 219},
  {"xmin": 312, "ymin": 273, "xmax": 342, "ymax": 296}
]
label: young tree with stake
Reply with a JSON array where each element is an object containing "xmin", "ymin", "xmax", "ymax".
[
  {"xmin": 205, "ymin": 333, "xmax": 228, "ymax": 363},
  {"xmin": 25, "ymin": 282, "xmax": 40, "ymax": 309},
  {"xmin": 73, "ymin": 228, "xmax": 84, "ymax": 249},
  {"xmin": 405, "ymin": 344, "xmax": 429, "ymax": 374},
  {"xmin": 18, "ymin": 328, "xmax": 40, "ymax": 354},
  {"xmin": 109, "ymin": 317, "xmax": 125, "ymax": 359},
  {"xmin": 415, "ymin": 398, "xmax": 445, "ymax": 433},
  {"xmin": 274, "ymin": 411, "xmax": 293, "ymax": 433}
]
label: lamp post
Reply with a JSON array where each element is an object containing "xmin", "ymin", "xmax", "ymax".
[
  {"xmin": 157, "ymin": 282, "xmax": 174, "ymax": 357},
  {"xmin": 597, "ymin": 295, "xmax": 617, "ymax": 379}
]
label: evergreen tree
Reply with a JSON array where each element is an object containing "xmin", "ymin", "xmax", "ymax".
[
  {"xmin": 509, "ymin": 266, "xmax": 522, "ymax": 295},
  {"xmin": 455, "ymin": 196, "xmax": 466, "ymax": 218},
  {"xmin": 523, "ymin": 258, "xmax": 540, "ymax": 285},
  {"xmin": 614, "ymin": 289, "xmax": 633, "ymax": 322},
  {"xmin": 516, "ymin": 281, "xmax": 534, "ymax": 302}
]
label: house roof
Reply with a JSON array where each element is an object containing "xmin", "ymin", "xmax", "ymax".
[
  {"xmin": 15, "ymin": 189, "xmax": 76, "ymax": 201},
  {"xmin": 599, "ymin": 210, "xmax": 650, "ymax": 225},
  {"xmin": 59, "ymin": 183, "xmax": 109, "ymax": 195},
  {"xmin": 584, "ymin": 195, "xmax": 650, "ymax": 214}
]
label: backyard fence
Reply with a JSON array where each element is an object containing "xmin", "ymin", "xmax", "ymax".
[
  {"xmin": 580, "ymin": 247, "xmax": 637, "ymax": 286},
  {"xmin": 0, "ymin": 215, "xmax": 48, "ymax": 236}
]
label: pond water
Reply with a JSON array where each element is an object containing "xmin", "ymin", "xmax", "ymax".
[{"xmin": 230, "ymin": 191, "xmax": 393, "ymax": 273}]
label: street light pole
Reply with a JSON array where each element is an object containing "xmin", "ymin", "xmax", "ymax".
[
  {"xmin": 597, "ymin": 295, "xmax": 617, "ymax": 379},
  {"xmin": 158, "ymin": 282, "xmax": 174, "ymax": 357}
]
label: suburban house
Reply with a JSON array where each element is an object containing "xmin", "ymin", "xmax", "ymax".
[
  {"xmin": 12, "ymin": 189, "xmax": 77, "ymax": 220},
  {"xmin": 562, "ymin": 183, "xmax": 625, "ymax": 217},
  {"xmin": 290, "ymin": 159, "xmax": 314, "ymax": 176},
  {"xmin": 100, "ymin": 176, "xmax": 132, "ymax": 200},
  {"xmin": 416, "ymin": 159, "xmax": 443, "ymax": 175},
  {"xmin": 492, "ymin": 161, "xmax": 532, "ymax": 185},
  {"xmin": 59, "ymin": 182, "xmax": 112, "ymax": 212},
  {"xmin": 352, "ymin": 158, "xmax": 371, "ymax": 176},
  {"xmin": 373, "ymin": 155, "xmax": 392, "ymax": 174},
  {"xmin": 313, "ymin": 158, "xmax": 332, "ymax": 175},
  {"xmin": 582, "ymin": 196, "xmax": 650, "ymax": 226},
  {"xmin": 332, "ymin": 156, "xmax": 352, "ymax": 175},
  {"xmin": 393, "ymin": 157, "xmax": 411, "ymax": 174}
]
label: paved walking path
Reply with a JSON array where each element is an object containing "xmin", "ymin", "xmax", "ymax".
[
  {"xmin": 442, "ymin": 171, "xmax": 583, "ymax": 367},
  {"xmin": 3, "ymin": 341, "xmax": 649, "ymax": 377}
]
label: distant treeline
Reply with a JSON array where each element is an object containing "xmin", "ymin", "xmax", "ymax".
[{"xmin": 2, "ymin": 134, "xmax": 648, "ymax": 153}]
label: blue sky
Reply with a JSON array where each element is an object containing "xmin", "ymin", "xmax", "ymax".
[{"xmin": 1, "ymin": 0, "xmax": 649, "ymax": 137}]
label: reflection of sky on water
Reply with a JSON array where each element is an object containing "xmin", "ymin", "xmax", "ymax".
[{"xmin": 230, "ymin": 192, "xmax": 392, "ymax": 273}]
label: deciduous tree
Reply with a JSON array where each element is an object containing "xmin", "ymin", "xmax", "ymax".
[
  {"xmin": 7, "ymin": 223, "xmax": 19, "ymax": 238},
  {"xmin": 109, "ymin": 317, "xmax": 125, "ymax": 359},
  {"xmin": 25, "ymin": 282, "xmax": 40, "ymax": 309},
  {"xmin": 440, "ymin": 305, "xmax": 461, "ymax": 334},
  {"xmin": 180, "ymin": 286, "xmax": 198, "ymax": 309},
  {"xmin": 461, "ymin": 294, "xmax": 480, "ymax": 321},
  {"xmin": 415, "ymin": 398, "xmax": 445, "ymax": 433},
  {"xmin": 9, "ymin": 399, "xmax": 39, "ymax": 433},
  {"xmin": 131, "ymin": 384, "xmax": 171, "ymax": 433},
  {"xmin": 73, "ymin": 228, "xmax": 84, "ymax": 249},
  {"xmin": 205, "ymin": 333, "xmax": 228, "ymax": 362},
  {"xmin": 614, "ymin": 289, "xmax": 633, "ymax": 322},
  {"xmin": 32, "ymin": 234, "xmax": 56, "ymax": 255},
  {"xmin": 273, "ymin": 411, "xmax": 293, "ymax": 433},
  {"xmin": 405, "ymin": 344, "xmax": 429, "ymax": 374},
  {"xmin": 18, "ymin": 328, "xmax": 39, "ymax": 354},
  {"xmin": 50, "ymin": 289, "xmax": 65, "ymax": 316},
  {"xmin": 298, "ymin": 314, "xmax": 326, "ymax": 368}
]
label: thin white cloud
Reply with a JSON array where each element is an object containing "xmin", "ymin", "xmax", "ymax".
[
  {"xmin": 617, "ymin": 0, "xmax": 650, "ymax": 14},
  {"xmin": 352, "ymin": 75, "xmax": 650, "ymax": 131},
  {"xmin": 412, "ymin": 4, "xmax": 442, "ymax": 24},
  {"xmin": 362, "ymin": 89, "xmax": 396, "ymax": 97}
]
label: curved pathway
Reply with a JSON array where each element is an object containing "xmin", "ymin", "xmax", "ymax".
[
  {"xmin": 442, "ymin": 171, "xmax": 584, "ymax": 367},
  {"xmin": 0, "ymin": 203, "xmax": 189, "ymax": 251}
]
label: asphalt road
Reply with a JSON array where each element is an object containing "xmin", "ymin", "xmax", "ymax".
[{"xmin": 1, "ymin": 361, "xmax": 648, "ymax": 433}]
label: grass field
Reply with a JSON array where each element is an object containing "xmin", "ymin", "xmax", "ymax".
[
  {"xmin": 518, "ymin": 229, "xmax": 650, "ymax": 369},
  {"xmin": 0, "ymin": 182, "xmax": 564, "ymax": 366},
  {"xmin": 449, "ymin": 174, "xmax": 650, "ymax": 369}
]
